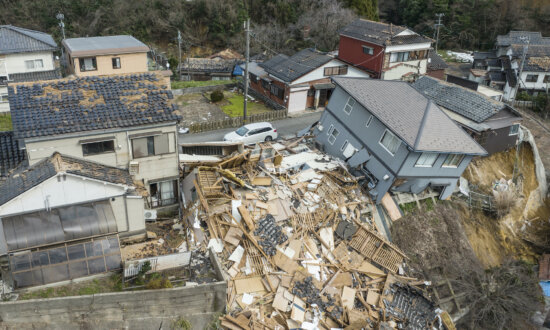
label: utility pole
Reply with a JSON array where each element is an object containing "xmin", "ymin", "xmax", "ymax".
[
  {"xmin": 243, "ymin": 18, "xmax": 250, "ymax": 123},
  {"xmin": 434, "ymin": 13, "xmax": 444, "ymax": 53},
  {"xmin": 177, "ymin": 30, "xmax": 183, "ymax": 81},
  {"xmin": 56, "ymin": 13, "xmax": 66, "ymax": 69},
  {"xmin": 512, "ymin": 36, "xmax": 530, "ymax": 101}
]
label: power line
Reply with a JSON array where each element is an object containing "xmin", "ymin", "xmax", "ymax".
[{"xmin": 434, "ymin": 13, "xmax": 444, "ymax": 53}]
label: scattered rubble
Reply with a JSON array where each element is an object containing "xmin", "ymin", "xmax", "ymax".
[{"xmin": 179, "ymin": 138, "xmax": 452, "ymax": 329}]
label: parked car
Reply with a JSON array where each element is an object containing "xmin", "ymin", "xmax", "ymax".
[{"xmin": 223, "ymin": 122, "xmax": 278, "ymax": 144}]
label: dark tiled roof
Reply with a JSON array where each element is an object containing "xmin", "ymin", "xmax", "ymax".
[
  {"xmin": 501, "ymin": 57, "xmax": 517, "ymax": 87},
  {"xmin": 0, "ymin": 25, "xmax": 57, "ymax": 55},
  {"xmin": 0, "ymin": 152, "xmax": 134, "ymax": 205},
  {"xmin": 427, "ymin": 50, "xmax": 448, "ymax": 70},
  {"xmin": 9, "ymin": 72, "xmax": 180, "ymax": 139},
  {"xmin": 413, "ymin": 76, "xmax": 505, "ymax": 123},
  {"xmin": 332, "ymin": 77, "xmax": 486, "ymax": 155},
  {"xmin": 473, "ymin": 51, "xmax": 497, "ymax": 60},
  {"xmin": 339, "ymin": 19, "xmax": 432, "ymax": 46},
  {"xmin": 179, "ymin": 58, "xmax": 236, "ymax": 73},
  {"xmin": 497, "ymin": 31, "xmax": 550, "ymax": 47},
  {"xmin": 8, "ymin": 69, "xmax": 61, "ymax": 83},
  {"xmin": 260, "ymin": 49, "xmax": 332, "ymax": 83},
  {"xmin": 488, "ymin": 71, "xmax": 506, "ymax": 82},
  {"xmin": 0, "ymin": 131, "xmax": 26, "ymax": 177}
]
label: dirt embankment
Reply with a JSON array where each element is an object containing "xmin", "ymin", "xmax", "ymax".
[{"xmin": 464, "ymin": 143, "xmax": 549, "ymax": 265}]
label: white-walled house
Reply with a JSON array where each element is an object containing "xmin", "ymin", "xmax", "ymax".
[
  {"xmin": 0, "ymin": 153, "xmax": 145, "ymax": 289},
  {"xmin": 0, "ymin": 25, "xmax": 61, "ymax": 113},
  {"xmin": 246, "ymin": 48, "xmax": 370, "ymax": 113},
  {"xmin": 8, "ymin": 72, "xmax": 181, "ymax": 210}
]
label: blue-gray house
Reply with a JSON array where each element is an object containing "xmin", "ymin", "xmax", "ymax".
[{"xmin": 314, "ymin": 77, "xmax": 487, "ymax": 203}]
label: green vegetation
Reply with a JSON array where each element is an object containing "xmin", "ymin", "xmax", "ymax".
[
  {"xmin": 210, "ymin": 90, "xmax": 224, "ymax": 103},
  {"xmin": 221, "ymin": 93, "xmax": 271, "ymax": 117},
  {"xmin": 170, "ymin": 316, "xmax": 192, "ymax": 330},
  {"xmin": 0, "ymin": 115, "xmax": 12, "ymax": 131},
  {"xmin": 20, "ymin": 274, "xmax": 124, "ymax": 300},
  {"xmin": 171, "ymin": 80, "xmax": 235, "ymax": 90}
]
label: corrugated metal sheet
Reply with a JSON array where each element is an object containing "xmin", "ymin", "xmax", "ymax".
[{"xmin": 124, "ymin": 251, "xmax": 192, "ymax": 278}]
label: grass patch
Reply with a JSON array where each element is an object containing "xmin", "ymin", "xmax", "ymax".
[
  {"xmin": 0, "ymin": 115, "xmax": 12, "ymax": 131},
  {"xmin": 19, "ymin": 273, "xmax": 124, "ymax": 300},
  {"xmin": 171, "ymin": 80, "xmax": 235, "ymax": 89},
  {"xmin": 221, "ymin": 92, "xmax": 271, "ymax": 117}
]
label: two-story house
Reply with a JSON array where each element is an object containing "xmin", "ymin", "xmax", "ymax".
[
  {"xmin": 246, "ymin": 48, "xmax": 369, "ymax": 113},
  {"xmin": 63, "ymin": 35, "xmax": 149, "ymax": 77},
  {"xmin": 0, "ymin": 152, "xmax": 146, "ymax": 289},
  {"xmin": 471, "ymin": 31, "xmax": 550, "ymax": 101},
  {"xmin": 314, "ymin": 77, "xmax": 486, "ymax": 203},
  {"xmin": 0, "ymin": 25, "xmax": 61, "ymax": 113},
  {"xmin": 413, "ymin": 76, "xmax": 522, "ymax": 155},
  {"xmin": 8, "ymin": 72, "xmax": 181, "ymax": 209},
  {"xmin": 337, "ymin": 19, "xmax": 433, "ymax": 80}
]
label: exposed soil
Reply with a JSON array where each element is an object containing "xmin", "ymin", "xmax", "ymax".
[{"xmin": 174, "ymin": 93, "xmax": 230, "ymax": 128}]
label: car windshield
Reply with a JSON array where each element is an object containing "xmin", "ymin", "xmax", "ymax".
[{"xmin": 235, "ymin": 126, "xmax": 249, "ymax": 136}]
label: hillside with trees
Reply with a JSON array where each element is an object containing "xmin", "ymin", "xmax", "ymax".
[{"xmin": 0, "ymin": 0, "xmax": 548, "ymax": 57}]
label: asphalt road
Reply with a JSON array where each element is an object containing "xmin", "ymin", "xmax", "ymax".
[{"xmin": 178, "ymin": 112, "xmax": 322, "ymax": 143}]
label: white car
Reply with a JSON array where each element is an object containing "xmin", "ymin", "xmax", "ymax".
[{"xmin": 223, "ymin": 122, "xmax": 278, "ymax": 144}]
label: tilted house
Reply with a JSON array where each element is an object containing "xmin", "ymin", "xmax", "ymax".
[
  {"xmin": 314, "ymin": 77, "xmax": 486, "ymax": 203},
  {"xmin": 179, "ymin": 58, "xmax": 238, "ymax": 81},
  {"xmin": 8, "ymin": 72, "xmax": 181, "ymax": 210},
  {"xmin": 426, "ymin": 49, "xmax": 448, "ymax": 80},
  {"xmin": 337, "ymin": 19, "xmax": 433, "ymax": 80},
  {"xmin": 413, "ymin": 76, "xmax": 522, "ymax": 155},
  {"xmin": 0, "ymin": 153, "xmax": 146, "ymax": 289},
  {"xmin": 0, "ymin": 25, "xmax": 61, "ymax": 112},
  {"xmin": 249, "ymin": 48, "xmax": 369, "ymax": 113}
]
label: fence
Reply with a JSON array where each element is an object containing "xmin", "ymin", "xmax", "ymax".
[
  {"xmin": 188, "ymin": 109, "xmax": 288, "ymax": 133},
  {"xmin": 511, "ymin": 100, "xmax": 534, "ymax": 108},
  {"xmin": 466, "ymin": 191, "xmax": 495, "ymax": 212}
]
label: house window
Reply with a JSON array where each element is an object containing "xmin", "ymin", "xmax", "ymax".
[
  {"xmin": 79, "ymin": 57, "xmax": 97, "ymax": 71},
  {"xmin": 327, "ymin": 124, "xmax": 334, "ymax": 136},
  {"xmin": 112, "ymin": 57, "xmax": 121, "ymax": 69},
  {"xmin": 149, "ymin": 180, "xmax": 178, "ymax": 207},
  {"xmin": 544, "ymin": 75, "xmax": 550, "ymax": 83},
  {"xmin": 328, "ymin": 127, "xmax": 340, "ymax": 145},
  {"xmin": 0, "ymin": 93, "xmax": 8, "ymax": 103},
  {"xmin": 390, "ymin": 52, "xmax": 410, "ymax": 63},
  {"xmin": 82, "ymin": 140, "xmax": 115, "ymax": 156},
  {"xmin": 343, "ymin": 96, "xmax": 355, "ymax": 115},
  {"xmin": 270, "ymin": 84, "xmax": 284, "ymax": 99},
  {"xmin": 509, "ymin": 124, "xmax": 520, "ymax": 136},
  {"xmin": 408, "ymin": 50, "xmax": 428, "ymax": 60},
  {"xmin": 341, "ymin": 140, "xmax": 349, "ymax": 152},
  {"xmin": 131, "ymin": 133, "xmax": 173, "ymax": 159},
  {"xmin": 379, "ymin": 130, "xmax": 400, "ymax": 155},
  {"xmin": 261, "ymin": 79, "xmax": 270, "ymax": 90},
  {"xmin": 362, "ymin": 46, "xmax": 374, "ymax": 55},
  {"xmin": 324, "ymin": 65, "xmax": 348, "ymax": 76},
  {"xmin": 442, "ymin": 154, "xmax": 465, "ymax": 168},
  {"xmin": 366, "ymin": 115, "xmax": 373, "ymax": 127},
  {"xmin": 24, "ymin": 59, "xmax": 43, "ymax": 70},
  {"xmin": 415, "ymin": 153, "xmax": 438, "ymax": 167},
  {"xmin": 526, "ymin": 74, "xmax": 539, "ymax": 83}
]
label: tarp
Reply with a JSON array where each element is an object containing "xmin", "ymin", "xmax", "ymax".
[{"xmin": 540, "ymin": 281, "xmax": 550, "ymax": 297}]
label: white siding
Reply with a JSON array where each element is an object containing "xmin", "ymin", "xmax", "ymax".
[
  {"xmin": 382, "ymin": 60, "xmax": 428, "ymax": 80},
  {"xmin": 0, "ymin": 174, "xmax": 127, "ymax": 217},
  {"xmin": 291, "ymin": 59, "xmax": 370, "ymax": 85},
  {"xmin": 3, "ymin": 51, "xmax": 55, "ymax": 74}
]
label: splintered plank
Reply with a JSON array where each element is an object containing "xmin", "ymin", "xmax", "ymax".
[
  {"xmin": 349, "ymin": 222, "xmax": 406, "ymax": 273},
  {"xmin": 381, "ymin": 193, "xmax": 402, "ymax": 221}
]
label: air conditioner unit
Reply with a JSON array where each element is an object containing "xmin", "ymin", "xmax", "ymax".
[
  {"xmin": 144, "ymin": 209, "xmax": 157, "ymax": 221},
  {"xmin": 129, "ymin": 161, "xmax": 139, "ymax": 175}
]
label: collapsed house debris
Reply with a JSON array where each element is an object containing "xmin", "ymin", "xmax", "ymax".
[{"xmin": 179, "ymin": 138, "xmax": 454, "ymax": 329}]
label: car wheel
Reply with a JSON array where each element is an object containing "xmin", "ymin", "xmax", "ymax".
[{"xmin": 264, "ymin": 136, "xmax": 273, "ymax": 142}]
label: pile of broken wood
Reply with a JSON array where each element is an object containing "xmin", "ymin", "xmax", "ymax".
[{"xmin": 181, "ymin": 141, "xmax": 454, "ymax": 330}]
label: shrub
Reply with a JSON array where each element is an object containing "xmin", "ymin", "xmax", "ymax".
[
  {"xmin": 145, "ymin": 276, "xmax": 173, "ymax": 289},
  {"xmin": 210, "ymin": 90, "xmax": 224, "ymax": 103}
]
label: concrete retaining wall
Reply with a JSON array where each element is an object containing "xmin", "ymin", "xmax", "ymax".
[
  {"xmin": 0, "ymin": 281, "xmax": 226, "ymax": 329},
  {"xmin": 172, "ymin": 83, "xmax": 236, "ymax": 95}
]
